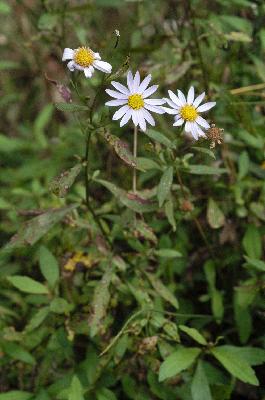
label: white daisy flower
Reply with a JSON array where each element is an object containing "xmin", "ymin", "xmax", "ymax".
[
  {"xmin": 163, "ymin": 86, "xmax": 216, "ymax": 140},
  {"xmin": 105, "ymin": 70, "xmax": 165, "ymax": 132},
  {"xmin": 62, "ymin": 46, "xmax": 112, "ymax": 79}
]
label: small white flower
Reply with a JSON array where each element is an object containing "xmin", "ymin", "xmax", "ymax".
[
  {"xmin": 62, "ymin": 46, "xmax": 112, "ymax": 79},
  {"xmin": 163, "ymin": 87, "xmax": 216, "ymax": 140},
  {"xmin": 105, "ymin": 71, "xmax": 165, "ymax": 132}
]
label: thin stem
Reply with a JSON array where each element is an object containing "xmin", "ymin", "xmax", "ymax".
[{"xmin": 133, "ymin": 125, "xmax": 138, "ymax": 193}]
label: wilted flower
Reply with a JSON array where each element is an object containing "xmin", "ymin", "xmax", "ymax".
[
  {"xmin": 105, "ymin": 70, "xmax": 165, "ymax": 132},
  {"xmin": 163, "ymin": 87, "xmax": 216, "ymax": 140},
  {"xmin": 206, "ymin": 123, "xmax": 224, "ymax": 148},
  {"xmin": 62, "ymin": 46, "xmax": 112, "ymax": 78}
]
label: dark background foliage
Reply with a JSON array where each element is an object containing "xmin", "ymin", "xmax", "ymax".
[{"xmin": 0, "ymin": 1, "xmax": 265, "ymax": 399}]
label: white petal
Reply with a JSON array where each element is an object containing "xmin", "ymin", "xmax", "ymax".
[
  {"xmin": 164, "ymin": 97, "xmax": 179, "ymax": 109},
  {"xmin": 93, "ymin": 60, "xmax": 112, "ymax": 73},
  {"xmin": 174, "ymin": 113, "xmax": 181, "ymax": 120},
  {"xmin": 162, "ymin": 106, "xmax": 179, "ymax": 115},
  {"xmin": 138, "ymin": 110, "xmax": 147, "ymax": 131},
  {"xmin": 127, "ymin": 71, "xmax": 134, "ymax": 92},
  {"xmin": 142, "ymin": 108, "xmax": 155, "ymax": 126},
  {"xmin": 144, "ymin": 104, "xmax": 164, "ymax": 114},
  {"xmin": 173, "ymin": 118, "xmax": 184, "ymax": 126},
  {"xmin": 84, "ymin": 67, "xmax": 94, "ymax": 78},
  {"xmin": 187, "ymin": 86, "xmax": 195, "ymax": 104},
  {"xmin": 185, "ymin": 121, "xmax": 192, "ymax": 132},
  {"xmin": 120, "ymin": 109, "xmax": 132, "ymax": 127},
  {"xmin": 105, "ymin": 99, "xmax": 127, "ymax": 106},
  {"xmin": 190, "ymin": 122, "xmax": 198, "ymax": 140},
  {"xmin": 177, "ymin": 90, "xmax": 186, "ymax": 105},
  {"xmin": 168, "ymin": 90, "xmax": 183, "ymax": 107},
  {"xmin": 74, "ymin": 63, "xmax": 84, "ymax": 71},
  {"xmin": 195, "ymin": 116, "xmax": 210, "ymax": 129},
  {"xmin": 67, "ymin": 60, "xmax": 75, "ymax": 71},
  {"xmin": 193, "ymin": 92, "xmax": 205, "ymax": 108},
  {"xmin": 196, "ymin": 123, "xmax": 206, "ymax": 137},
  {"xmin": 132, "ymin": 110, "xmax": 139, "ymax": 126},
  {"xmin": 112, "ymin": 105, "xmax": 130, "ymax": 120},
  {"xmin": 142, "ymin": 85, "xmax": 158, "ymax": 98},
  {"xmin": 197, "ymin": 102, "xmax": 216, "ymax": 112},
  {"xmin": 133, "ymin": 71, "xmax": 140, "ymax": 92},
  {"xmin": 144, "ymin": 98, "xmax": 165, "ymax": 105},
  {"xmin": 93, "ymin": 52, "xmax": 101, "ymax": 60},
  {"xmin": 111, "ymin": 81, "xmax": 129, "ymax": 95},
  {"xmin": 138, "ymin": 74, "xmax": 152, "ymax": 94},
  {"xmin": 105, "ymin": 89, "xmax": 127, "ymax": 99},
  {"xmin": 62, "ymin": 48, "xmax": 74, "ymax": 61}
]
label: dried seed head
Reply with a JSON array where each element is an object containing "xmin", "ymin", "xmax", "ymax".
[{"xmin": 206, "ymin": 124, "xmax": 224, "ymax": 149}]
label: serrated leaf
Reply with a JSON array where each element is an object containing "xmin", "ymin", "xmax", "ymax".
[
  {"xmin": 191, "ymin": 361, "xmax": 212, "ymax": 400},
  {"xmin": 55, "ymin": 102, "xmax": 88, "ymax": 112},
  {"xmin": 189, "ymin": 165, "xmax": 227, "ymax": 175},
  {"xmin": 211, "ymin": 346, "xmax": 259, "ymax": 386},
  {"xmin": 39, "ymin": 246, "xmax": 59, "ymax": 288},
  {"xmin": 96, "ymin": 179, "xmax": 157, "ymax": 213},
  {"xmin": 157, "ymin": 167, "xmax": 173, "ymax": 207},
  {"xmin": 4, "ymin": 205, "xmax": 77, "ymax": 250},
  {"xmin": 7, "ymin": 276, "xmax": 49, "ymax": 294},
  {"xmin": 146, "ymin": 273, "xmax": 179, "ymax": 309},
  {"xmin": 207, "ymin": 198, "xmax": 225, "ymax": 229},
  {"xmin": 179, "ymin": 325, "xmax": 207, "ymax": 345},
  {"xmin": 49, "ymin": 164, "xmax": 82, "ymax": 198},
  {"xmin": 145, "ymin": 129, "xmax": 175, "ymax": 149},
  {"xmin": 89, "ymin": 267, "xmax": 113, "ymax": 337},
  {"xmin": 159, "ymin": 347, "xmax": 201, "ymax": 381}
]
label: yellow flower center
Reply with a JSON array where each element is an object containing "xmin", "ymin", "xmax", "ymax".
[
  {"xmin": 128, "ymin": 94, "xmax": 144, "ymax": 110},
  {"xmin": 180, "ymin": 105, "xmax": 198, "ymax": 122},
  {"xmin": 74, "ymin": 47, "xmax": 94, "ymax": 67}
]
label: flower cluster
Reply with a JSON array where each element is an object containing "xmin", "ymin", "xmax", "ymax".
[{"xmin": 62, "ymin": 46, "xmax": 216, "ymax": 139}]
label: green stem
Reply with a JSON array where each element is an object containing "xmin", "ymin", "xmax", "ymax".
[{"xmin": 133, "ymin": 125, "xmax": 138, "ymax": 193}]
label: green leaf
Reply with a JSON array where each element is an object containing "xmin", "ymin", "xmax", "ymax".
[
  {"xmin": 238, "ymin": 151, "xmax": 249, "ymax": 179},
  {"xmin": 191, "ymin": 361, "xmax": 212, "ymax": 400},
  {"xmin": 179, "ymin": 325, "xmax": 207, "ymax": 345},
  {"xmin": 155, "ymin": 249, "xmax": 182, "ymax": 258},
  {"xmin": 55, "ymin": 102, "xmax": 88, "ymax": 112},
  {"xmin": 68, "ymin": 376, "xmax": 84, "ymax": 400},
  {"xmin": 7, "ymin": 276, "xmax": 49, "ymax": 294},
  {"xmin": 25, "ymin": 307, "xmax": 50, "ymax": 332},
  {"xmin": 50, "ymin": 298, "xmax": 73, "ymax": 314},
  {"xmin": 211, "ymin": 346, "xmax": 259, "ymax": 386},
  {"xmin": 104, "ymin": 132, "xmax": 136, "ymax": 168},
  {"xmin": 157, "ymin": 167, "xmax": 173, "ymax": 207},
  {"xmin": 2, "ymin": 342, "xmax": 36, "ymax": 365},
  {"xmin": 242, "ymin": 225, "xmax": 262, "ymax": 259},
  {"xmin": 144, "ymin": 129, "xmax": 175, "ymax": 148},
  {"xmin": 207, "ymin": 198, "xmax": 225, "ymax": 229},
  {"xmin": 96, "ymin": 179, "xmax": 157, "ymax": 213},
  {"xmin": 89, "ymin": 267, "xmax": 113, "ymax": 337},
  {"xmin": 38, "ymin": 13, "xmax": 59, "ymax": 30},
  {"xmin": 96, "ymin": 388, "xmax": 117, "ymax": 400},
  {"xmin": 221, "ymin": 346, "xmax": 265, "ymax": 366},
  {"xmin": 244, "ymin": 256, "xmax": 265, "ymax": 272},
  {"xmin": 4, "ymin": 205, "xmax": 77, "ymax": 250},
  {"xmin": 191, "ymin": 146, "xmax": 216, "ymax": 159},
  {"xmin": 0, "ymin": 392, "xmax": 33, "ymax": 400},
  {"xmin": 188, "ymin": 165, "xmax": 227, "ymax": 175},
  {"xmin": 136, "ymin": 157, "xmax": 161, "ymax": 171},
  {"xmin": 159, "ymin": 347, "xmax": 201, "ymax": 382},
  {"xmin": 39, "ymin": 246, "xmax": 59, "ymax": 288},
  {"xmin": 146, "ymin": 272, "xmax": 179, "ymax": 309},
  {"xmin": 165, "ymin": 198, "xmax": 176, "ymax": 231},
  {"xmin": 234, "ymin": 296, "xmax": 252, "ymax": 344},
  {"xmin": 49, "ymin": 164, "xmax": 82, "ymax": 198}
]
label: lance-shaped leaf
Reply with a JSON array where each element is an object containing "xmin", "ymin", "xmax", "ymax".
[
  {"xmin": 157, "ymin": 167, "xmax": 173, "ymax": 207},
  {"xmin": 96, "ymin": 179, "xmax": 157, "ymax": 213},
  {"xmin": 159, "ymin": 347, "xmax": 201, "ymax": 382},
  {"xmin": 191, "ymin": 361, "xmax": 212, "ymax": 400},
  {"xmin": 49, "ymin": 164, "xmax": 82, "ymax": 198},
  {"xmin": 55, "ymin": 102, "xmax": 88, "ymax": 112},
  {"xmin": 68, "ymin": 375, "xmax": 84, "ymax": 400},
  {"xmin": 7, "ymin": 276, "xmax": 49, "ymax": 294},
  {"xmin": 4, "ymin": 205, "xmax": 77, "ymax": 250},
  {"xmin": 146, "ymin": 272, "xmax": 179, "ymax": 309},
  {"xmin": 145, "ymin": 129, "xmax": 175, "ymax": 149},
  {"xmin": 207, "ymin": 198, "xmax": 225, "ymax": 229},
  {"xmin": 188, "ymin": 165, "xmax": 227, "ymax": 175},
  {"xmin": 179, "ymin": 325, "xmax": 207, "ymax": 345},
  {"xmin": 133, "ymin": 220, "xmax": 157, "ymax": 244},
  {"xmin": 89, "ymin": 266, "xmax": 113, "ymax": 337},
  {"xmin": 105, "ymin": 132, "xmax": 137, "ymax": 168},
  {"xmin": 0, "ymin": 391, "xmax": 33, "ymax": 400}
]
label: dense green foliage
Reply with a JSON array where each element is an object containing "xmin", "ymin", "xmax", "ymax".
[{"xmin": 0, "ymin": 0, "xmax": 265, "ymax": 399}]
